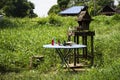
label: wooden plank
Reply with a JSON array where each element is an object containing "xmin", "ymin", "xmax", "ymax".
[
  {"xmin": 68, "ymin": 63, "xmax": 89, "ymax": 69},
  {"xmin": 74, "ymin": 31, "xmax": 95, "ymax": 36}
]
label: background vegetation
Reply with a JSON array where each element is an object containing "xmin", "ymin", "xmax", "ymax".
[
  {"xmin": 0, "ymin": 14, "xmax": 120, "ymax": 80},
  {"xmin": 49, "ymin": 0, "xmax": 120, "ymax": 16},
  {"xmin": 0, "ymin": 0, "xmax": 37, "ymax": 18}
]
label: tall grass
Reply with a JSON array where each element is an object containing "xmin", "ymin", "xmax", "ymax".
[
  {"xmin": 0, "ymin": 14, "xmax": 120, "ymax": 80},
  {"xmin": 0, "ymin": 15, "xmax": 77, "ymax": 72}
]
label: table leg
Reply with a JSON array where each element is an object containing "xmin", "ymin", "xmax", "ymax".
[
  {"xmin": 56, "ymin": 49, "xmax": 69, "ymax": 68},
  {"xmin": 55, "ymin": 49, "xmax": 75, "ymax": 71}
]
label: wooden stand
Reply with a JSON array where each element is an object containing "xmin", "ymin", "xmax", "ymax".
[{"xmin": 70, "ymin": 31, "xmax": 95, "ymax": 67}]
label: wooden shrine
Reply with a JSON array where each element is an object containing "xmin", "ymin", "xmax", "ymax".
[{"xmin": 68, "ymin": 10, "xmax": 95, "ymax": 67}]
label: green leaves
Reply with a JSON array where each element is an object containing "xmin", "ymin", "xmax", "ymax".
[
  {"xmin": 57, "ymin": 0, "xmax": 70, "ymax": 10},
  {"xmin": 2, "ymin": 0, "xmax": 37, "ymax": 18},
  {"xmin": 0, "ymin": 15, "xmax": 120, "ymax": 79}
]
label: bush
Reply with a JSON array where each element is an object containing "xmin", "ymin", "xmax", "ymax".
[
  {"xmin": 0, "ymin": 17, "xmax": 17, "ymax": 29},
  {"xmin": 37, "ymin": 18, "xmax": 48, "ymax": 25},
  {"xmin": 112, "ymin": 14, "xmax": 120, "ymax": 21},
  {"xmin": 48, "ymin": 14, "xmax": 63, "ymax": 26}
]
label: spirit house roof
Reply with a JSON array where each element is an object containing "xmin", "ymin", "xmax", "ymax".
[{"xmin": 59, "ymin": 6, "xmax": 86, "ymax": 16}]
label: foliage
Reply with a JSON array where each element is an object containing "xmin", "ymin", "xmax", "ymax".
[
  {"xmin": 37, "ymin": 14, "xmax": 66, "ymax": 26},
  {"xmin": 37, "ymin": 17, "xmax": 48, "ymax": 25},
  {"xmin": 57, "ymin": 0, "xmax": 70, "ymax": 10},
  {"xmin": 48, "ymin": 14, "xmax": 63, "ymax": 26},
  {"xmin": 0, "ymin": 17, "xmax": 18, "ymax": 28},
  {"xmin": 0, "ymin": 0, "xmax": 6, "ymax": 9},
  {"xmin": 48, "ymin": 5, "xmax": 60, "ymax": 15},
  {"xmin": 112, "ymin": 13, "xmax": 120, "ymax": 20},
  {"xmin": 1, "ymin": 0, "xmax": 37, "ymax": 18},
  {"xmin": 96, "ymin": 0, "xmax": 114, "ymax": 7},
  {"xmin": 52, "ymin": 0, "xmax": 115, "ymax": 16},
  {"xmin": 0, "ymin": 14, "xmax": 120, "ymax": 79}
]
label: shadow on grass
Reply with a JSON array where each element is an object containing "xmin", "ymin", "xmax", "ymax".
[{"xmin": 0, "ymin": 65, "xmax": 21, "ymax": 74}]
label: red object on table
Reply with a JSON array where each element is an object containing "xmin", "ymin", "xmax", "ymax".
[{"xmin": 52, "ymin": 39, "xmax": 54, "ymax": 45}]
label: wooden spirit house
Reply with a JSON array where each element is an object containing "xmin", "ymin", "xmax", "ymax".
[
  {"xmin": 68, "ymin": 10, "xmax": 95, "ymax": 67},
  {"xmin": 77, "ymin": 11, "xmax": 92, "ymax": 30},
  {"xmin": 59, "ymin": 6, "xmax": 95, "ymax": 68}
]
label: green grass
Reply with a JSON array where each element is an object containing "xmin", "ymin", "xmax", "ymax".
[{"xmin": 0, "ymin": 14, "xmax": 120, "ymax": 80}]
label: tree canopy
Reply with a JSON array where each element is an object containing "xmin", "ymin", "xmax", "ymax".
[
  {"xmin": 48, "ymin": 0, "xmax": 70, "ymax": 15},
  {"xmin": 0, "ymin": 0, "xmax": 37, "ymax": 18},
  {"xmin": 48, "ymin": 5, "xmax": 60, "ymax": 15},
  {"xmin": 48, "ymin": 0, "xmax": 116, "ymax": 16},
  {"xmin": 57, "ymin": 0, "xmax": 70, "ymax": 10}
]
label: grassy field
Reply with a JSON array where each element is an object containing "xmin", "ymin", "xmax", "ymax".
[{"xmin": 0, "ymin": 14, "xmax": 120, "ymax": 80}]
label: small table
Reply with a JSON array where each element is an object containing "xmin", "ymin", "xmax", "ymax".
[{"xmin": 43, "ymin": 44, "xmax": 86, "ymax": 69}]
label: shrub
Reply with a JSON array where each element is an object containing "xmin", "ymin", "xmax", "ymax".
[
  {"xmin": 0, "ymin": 17, "xmax": 17, "ymax": 29},
  {"xmin": 112, "ymin": 14, "xmax": 120, "ymax": 21},
  {"xmin": 48, "ymin": 14, "xmax": 63, "ymax": 26},
  {"xmin": 37, "ymin": 18, "xmax": 48, "ymax": 25}
]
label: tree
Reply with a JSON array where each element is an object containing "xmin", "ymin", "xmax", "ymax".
[
  {"xmin": 68, "ymin": 0, "xmax": 90, "ymax": 6},
  {"xmin": 49, "ymin": 0, "xmax": 115, "ymax": 16},
  {"xmin": 1, "ymin": 0, "xmax": 37, "ymax": 17},
  {"xmin": 97, "ymin": 0, "xmax": 114, "ymax": 7},
  {"xmin": 0, "ymin": 0, "xmax": 6, "ymax": 9},
  {"xmin": 48, "ymin": 0, "xmax": 70, "ymax": 15},
  {"xmin": 48, "ymin": 5, "xmax": 60, "ymax": 15},
  {"xmin": 72, "ymin": 0, "xmax": 114, "ymax": 16},
  {"xmin": 57, "ymin": 0, "xmax": 70, "ymax": 10}
]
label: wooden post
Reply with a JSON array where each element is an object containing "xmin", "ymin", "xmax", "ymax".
[
  {"xmin": 84, "ymin": 36, "xmax": 87, "ymax": 58},
  {"xmin": 74, "ymin": 36, "xmax": 77, "ymax": 66},
  {"xmin": 82, "ymin": 36, "xmax": 86, "ymax": 58},
  {"xmin": 73, "ymin": 31, "xmax": 95, "ymax": 67},
  {"xmin": 77, "ymin": 36, "xmax": 79, "ymax": 63},
  {"xmin": 91, "ymin": 36, "xmax": 94, "ymax": 65}
]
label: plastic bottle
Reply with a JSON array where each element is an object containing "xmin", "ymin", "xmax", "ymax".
[{"xmin": 52, "ymin": 38, "xmax": 54, "ymax": 45}]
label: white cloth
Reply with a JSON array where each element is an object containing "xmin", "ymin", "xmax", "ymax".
[{"xmin": 43, "ymin": 44, "xmax": 86, "ymax": 49}]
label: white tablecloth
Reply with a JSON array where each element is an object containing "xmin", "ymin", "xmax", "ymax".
[{"xmin": 43, "ymin": 44, "xmax": 86, "ymax": 49}]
